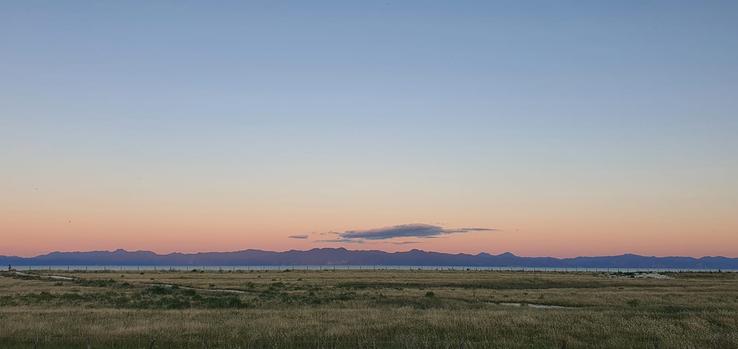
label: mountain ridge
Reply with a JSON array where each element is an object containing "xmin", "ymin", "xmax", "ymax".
[{"xmin": 1, "ymin": 248, "xmax": 738, "ymax": 269}]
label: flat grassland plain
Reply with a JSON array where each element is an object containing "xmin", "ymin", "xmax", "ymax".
[{"xmin": 1, "ymin": 270, "xmax": 737, "ymax": 348}]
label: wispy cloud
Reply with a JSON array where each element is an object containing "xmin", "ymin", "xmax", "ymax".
[
  {"xmin": 338, "ymin": 224, "xmax": 497, "ymax": 241},
  {"xmin": 315, "ymin": 238, "xmax": 364, "ymax": 244},
  {"xmin": 288, "ymin": 234, "xmax": 309, "ymax": 239},
  {"xmin": 391, "ymin": 241, "xmax": 422, "ymax": 245}
]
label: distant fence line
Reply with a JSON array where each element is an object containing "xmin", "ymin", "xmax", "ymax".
[{"xmin": 11, "ymin": 265, "xmax": 738, "ymax": 273}]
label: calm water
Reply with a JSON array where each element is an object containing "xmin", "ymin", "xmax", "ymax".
[{"xmin": 12, "ymin": 265, "xmax": 738, "ymax": 273}]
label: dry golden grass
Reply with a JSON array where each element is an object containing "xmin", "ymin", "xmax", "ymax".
[{"xmin": 1, "ymin": 270, "xmax": 737, "ymax": 348}]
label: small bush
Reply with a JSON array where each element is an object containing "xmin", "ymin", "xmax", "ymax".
[
  {"xmin": 146, "ymin": 285, "xmax": 174, "ymax": 295},
  {"xmin": 76, "ymin": 278, "xmax": 117, "ymax": 288},
  {"xmin": 201, "ymin": 296, "xmax": 244, "ymax": 309}
]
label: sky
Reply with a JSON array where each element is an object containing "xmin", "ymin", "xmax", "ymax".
[{"xmin": 1, "ymin": 1, "xmax": 737, "ymax": 258}]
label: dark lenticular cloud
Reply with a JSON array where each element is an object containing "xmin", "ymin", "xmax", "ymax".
[
  {"xmin": 288, "ymin": 234, "xmax": 309, "ymax": 239},
  {"xmin": 339, "ymin": 224, "xmax": 496, "ymax": 241}
]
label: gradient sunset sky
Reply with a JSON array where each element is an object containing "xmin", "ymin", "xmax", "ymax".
[{"xmin": 2, "ymin": 1, "xmax": 737, "ymax": 258}]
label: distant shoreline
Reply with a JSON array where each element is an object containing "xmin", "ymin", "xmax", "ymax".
[
  {"xmin": 7, "ymin": 265, "xmax": 738, "ymax": 273},
  {"xmin": 3, "ymin": 248, "xmax": 738, "ymax": 269}
]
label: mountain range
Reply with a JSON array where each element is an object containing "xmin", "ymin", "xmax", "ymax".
[{"xmin": 1, "ymin": 248, "xmax": 737, "ymax": 269}]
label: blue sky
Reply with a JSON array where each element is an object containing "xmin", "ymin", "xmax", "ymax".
[{"xmin": 1, "ymin": 1, "xmax": 737, "ymax": 257}]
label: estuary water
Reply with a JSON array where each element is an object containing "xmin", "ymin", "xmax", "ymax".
[{"xmin": 11, "ymin": 265, "xmax": 738, "ymax": 273}]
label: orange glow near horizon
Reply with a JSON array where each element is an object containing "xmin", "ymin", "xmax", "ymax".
[
  {"xmin": 3, "ymin": 197, "xmax": 737, "ymax": 258},
  {"xmin": 2, "ymin": 170, "xmax": 738, "ymax": 258}
]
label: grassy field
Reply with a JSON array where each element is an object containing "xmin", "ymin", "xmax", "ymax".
[{"xmin": 1, "ymin": 269, "xmax": 737, "ymax": 348}]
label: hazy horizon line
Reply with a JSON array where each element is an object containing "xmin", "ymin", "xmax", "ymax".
[{"xmin": 3, "ymin": 247, "xmax": 737, "ymax": 260}]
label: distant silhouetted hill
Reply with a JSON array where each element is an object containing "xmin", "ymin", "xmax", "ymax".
[{"xmin": 1, "ymin": 248, "xmax": 737, "ymax": 269}]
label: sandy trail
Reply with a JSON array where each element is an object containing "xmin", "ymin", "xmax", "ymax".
[
  {"xmin": 10, "ymin": 271, "xmax": 75, "ymax": 281},
  {"xmin": 145, "ymin": 283, "xmax": 248, "ymax": 294},
  {"xmin": 496, "ymin": 302, "xmax": 572, "ymax": 309}
]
